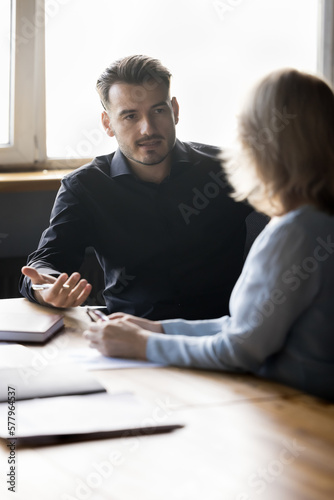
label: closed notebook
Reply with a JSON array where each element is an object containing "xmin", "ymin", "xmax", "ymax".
[{"xmin": 0, "ymin": 312, "xmax": 64, "ymax": 343}]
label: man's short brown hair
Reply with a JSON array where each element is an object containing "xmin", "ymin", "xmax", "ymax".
[{"xmin": 96, "ymin": 55, "xmax": 172, "ymax": 110}]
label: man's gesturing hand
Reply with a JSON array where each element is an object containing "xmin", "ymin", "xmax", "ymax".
[
  {"xmin": 21, "ymin": 266, "xmax": 92, "ymax": 308},
  {"xmin": 83, "ymin": 316, "xmax": 152, "ymax": 360}
]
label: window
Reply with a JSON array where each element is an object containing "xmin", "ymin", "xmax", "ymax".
[
  {"xmin": 0, "ymin": 0, "xmax": 45, "ymax": 166},
  {"xmin": 0, "ymin": 0, "xmax": 332, "ymax": 169},
  {"xmin": 0, "ymin": 1, "xmax": 11, "ymax": 146}
]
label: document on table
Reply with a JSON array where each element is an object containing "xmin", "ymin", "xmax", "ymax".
[
  {"xmin": 0, "ymin": 364, "xmax": 106, "ymax": 402},
  {"xmin": 0, "ymin": 343, "xmax": 164, "ymax": 371},
  {"xmin": 0, "ymin": 391, "xmax": 184, "ymax": 446},
  {"xmin": 0, "ymin": 344, "xmax": 33, "ymax": 367},
  {"xmin": 61, "ymin": 347, "xmax": 165, "ymax": 370},
  {"xmin": 0, "ymin": 344, "xmax": 107, "ymax": 402}
]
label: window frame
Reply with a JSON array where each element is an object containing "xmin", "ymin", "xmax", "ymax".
[
  {"xmin": 0, "ymin": 0, "xmax": 86, "ymax": 171},
  {"xmin": 318, "ymin": 0, "xmax": 334, "ymax": 84},
  {"xmin": 0, "ymin": 0, "xmax": 45, "ymax": 168},
  {"xmin": 0, "ymin": 0, "xmax": 333, "ymax": 172}
]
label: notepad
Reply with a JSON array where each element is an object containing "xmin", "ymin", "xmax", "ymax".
[
  {"xmin": 0, "ymin": 311, "xmax": 64, "ymax": 343},
  {"xmin": 0, "ymin": 364, "xmax": 107, "ymax": 402},
  {"xmin": 0, "ymin": 392, "xmax": 184, "ymax": 446}
]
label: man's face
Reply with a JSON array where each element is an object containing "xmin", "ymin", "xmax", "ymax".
[{"xmin": 102, "ymin": 81, "xmax": 179, "ymax": 168}]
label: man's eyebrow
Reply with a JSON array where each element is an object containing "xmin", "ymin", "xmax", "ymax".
[
  {"xmin": 118, "ymin": 108, "xmax": 137, "ymax": 117},
  {"xmin": 118, "ymin": 101, "xmax": 168, "ymax": 117},
  {"xmin": 152, "ymin": 101, "xmax": 168, "ymax": 108}
]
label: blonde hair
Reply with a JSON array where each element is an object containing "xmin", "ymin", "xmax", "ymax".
[{"xmin": 224, "ymin": 69, "xmax": 334, "ymax": 216}]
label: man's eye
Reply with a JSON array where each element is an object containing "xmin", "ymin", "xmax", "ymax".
[
  {"xmin": 155, "ymin": 108, "xmax": 164, "ymax": 114},
  {"xmin": 125, "ymin": 114, "xmax": 136, "ymax": 120}
]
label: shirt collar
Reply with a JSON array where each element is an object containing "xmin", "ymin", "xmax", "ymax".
[
  {"xmin": 109, "ymin": 148, "xmax": 133, "ymax": 178},
  {"xmin": 109, "ymin": 139, "xmax": 191, "ymax": 179},
  {"xmin": 171, "ymin": 139, "xmax": 192, "ymax": 165}
]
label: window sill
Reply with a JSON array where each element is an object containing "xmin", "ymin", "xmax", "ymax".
[
  {"xmin": 0, "ymin": 157, "xmax": 93, "ymax": 192},
  {"xmin": 0, "ymin": 169, "xmax": 74, "ymax": 193}
]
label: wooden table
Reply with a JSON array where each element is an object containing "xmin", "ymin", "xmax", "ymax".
[{"xmin": 0, "ymin": 299, "xmax": 333, "ymax": 500}]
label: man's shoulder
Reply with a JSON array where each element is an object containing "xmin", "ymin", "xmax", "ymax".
[
  {"xmin": 178, "ymin": 141, "xmax": 222, "ymax": 165},
  {"xmin": 185, "ymin": 141, "xmax": 222, "ymax": 159},
  {"xmin": 63, "ymin": 153, "xmax": 115, "ymax": 184}
]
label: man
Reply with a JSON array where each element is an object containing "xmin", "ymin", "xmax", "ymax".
[{"xmin": 20, "ymin": 55, "xmax": 266, "ymax": 320}]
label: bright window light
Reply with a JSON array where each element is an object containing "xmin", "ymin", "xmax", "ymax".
[
  {"xmin": 45, "ymin": 0, "xmax": 318, "ymax": 159},
  {"xmin": 0, "ymin": 0, "xmax": 12, "ymax": 146}
]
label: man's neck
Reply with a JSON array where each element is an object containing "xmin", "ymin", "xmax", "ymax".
[{"xmin": 127, "ymin": 158, "xmax": 172, "ymax": 184}]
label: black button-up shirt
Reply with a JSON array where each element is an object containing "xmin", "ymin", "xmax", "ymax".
[{"xmin": 20, "ymin": 140, "xmax": 261, "ymax": 320}]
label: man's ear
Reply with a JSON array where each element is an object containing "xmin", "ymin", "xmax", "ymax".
[
  {"xmin": 171, "ymin": 97, "xmax": 179, "ymax": 125},
  {"xmin": 102, "ymin": 111, "xmax": 115, "ymax": 137}
]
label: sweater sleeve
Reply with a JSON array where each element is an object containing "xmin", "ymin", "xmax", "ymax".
[
  {"xmin": 161, "ymin": 317, "xmax": 225, "ymax": 337},
  {"xmin": 146, "ymin": 217, "xmax": 322, "ymax": 371}
]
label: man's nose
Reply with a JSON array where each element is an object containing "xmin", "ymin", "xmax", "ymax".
[{"xmin": 139, "ymin": 115, "xmax": 156, "ymax": 135}]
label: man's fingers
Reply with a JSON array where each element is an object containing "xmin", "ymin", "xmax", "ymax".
[
  {"xmin": 21, "ymin": 267, "xmax": 92, "ymax": 309},
  {"xmin": 36, "ymin": 272, "xmax": 92, "ymax": 308},
  {"xmin": 48, "ymin": 283, "xmax": 91, "ymax": 308},
  {"xmin": 21, "ymin": 266, "xmax": 56, "ymax": 285},
  {"xmin": 71, "ymin": 283, "xmax": 93, "ymax": 307},
  {"xmin": 21, "ymin": 266, "xmax": 40, "ymax": 281},
  {"xmin": 47, "ymin": 273, "xmax": 70, "ymax": 294},
  {"xmin": 63, "ymin": 272, "xmax": 81, "ymax": 288}
]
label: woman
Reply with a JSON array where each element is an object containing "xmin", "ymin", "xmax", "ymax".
[{"xmin": 84, "ymin": 69, "xmax": 334, "ymax": 400}]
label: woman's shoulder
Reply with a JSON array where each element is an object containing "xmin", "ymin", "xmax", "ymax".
[
  {"xmin": 269, "ymin": 205, "xmax": 334, "ymax": 240},
  {"xmin": 248, "ymin": 205, "xmax": 334, "ymax": 264}
]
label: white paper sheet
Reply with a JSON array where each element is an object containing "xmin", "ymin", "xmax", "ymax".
[
  {"xmin": 0, "ymin": 392, "xmax": 182, "ymax": 441},
  {"xmin": 0, "ymin": 344, "xmax": 34, "ymax": 367},
  {"xmin": 61, "ymin": 347, "xmax": 165, "ymax": 370}
]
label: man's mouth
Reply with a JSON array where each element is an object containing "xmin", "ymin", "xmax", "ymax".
[{"xmin": 137, "ymin": 137, "xmax": 163, "ymax": 148}]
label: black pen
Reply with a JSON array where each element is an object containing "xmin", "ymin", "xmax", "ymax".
[{"xmin": 86, "ymin": 307, "xmax": 109, "ymax": 322}]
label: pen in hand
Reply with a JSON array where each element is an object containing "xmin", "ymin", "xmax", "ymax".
[
  {"xmin": 86, "ymin": 307, "xmax": 110, "ymax": 322},
  {"xmin": 32, "ymin": 283, "xmax": 70, "ymax": 290}
]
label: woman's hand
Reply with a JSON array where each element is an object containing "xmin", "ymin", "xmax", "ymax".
[
  {"xmin": 83, "ymin": 315, "xmax": 161, "ymax": 359},
  {"xmin": 106, "ymin": 312, "xmax": 164, "ymax": 333}
]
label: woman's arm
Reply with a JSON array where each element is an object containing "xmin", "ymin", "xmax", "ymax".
[
  {"xmin": 146, "ymin": 218, "xmax": 322, "ymax": 371},
  {"xmin": 161, "ymin": 317, "xmax": 226, "ymax": 337}
]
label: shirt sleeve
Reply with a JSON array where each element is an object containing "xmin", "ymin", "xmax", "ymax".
[
  {"xmin": 146, "ymin": 219, "xmax": 322, "ymax": 371},
  {"xmin": 19, "ymin": 176, "xmax": 94, "ymax": 301}
]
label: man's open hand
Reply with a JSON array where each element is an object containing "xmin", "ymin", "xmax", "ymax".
[{"xmin": 21, "ymin": 266, "xmax": 92, "ymax": 308}]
